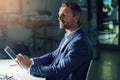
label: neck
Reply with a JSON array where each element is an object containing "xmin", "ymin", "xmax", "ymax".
[{"xmin": 65, "ymin": 24, "xmax": 80, "ymax": 36}]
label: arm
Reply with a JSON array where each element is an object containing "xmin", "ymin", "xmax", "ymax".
[
  {"xmin": 30, "ymin": 37, "xmax": 93, "ymax": 79},
  {"xmin": 32, "ymin": 53, "xmax": 53, "ymax": 66},
  {"xmin": 16, "ymin": 48, "xmax": 59, "ymax": 70},
  {"xmin": 32, "ymin": 38, "xmax": 64, "ymax": 66}
]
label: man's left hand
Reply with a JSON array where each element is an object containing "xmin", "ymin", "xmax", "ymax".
[{"xmin": 16, "ymin": 54, "xmax": 32, "ymax": 70}]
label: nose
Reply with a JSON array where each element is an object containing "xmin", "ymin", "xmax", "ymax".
[
  {"xmin": 58, "ymin": 14, "xmax": 63, "ymax": 21},
  {"xmin": 58, "ymin": 16, "xmax": 61, "ymax": 21}
]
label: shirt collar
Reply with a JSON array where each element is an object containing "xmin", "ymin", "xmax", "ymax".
[{"xmin": 64, "ymin": 27, "xmax": 81, "ymax": 40}]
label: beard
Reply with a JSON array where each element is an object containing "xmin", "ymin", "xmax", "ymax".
[{"xmin": 59, "ymin": 21, "xmax": 73, "ymax": 30}]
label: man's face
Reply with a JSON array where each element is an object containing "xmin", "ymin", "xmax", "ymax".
[{"xmin": 58, "ymin": 6, "xmax": 76, "ymax": 29}]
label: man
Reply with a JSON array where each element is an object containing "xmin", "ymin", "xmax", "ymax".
[{"xmin": 16, "ymin": 1, "xmax": 93, "ymax": 80}]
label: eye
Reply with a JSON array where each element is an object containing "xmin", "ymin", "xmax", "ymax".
[
  {"xmin": 58, "ymin": 13, "xmax": 68, "ymax": 20},
  {"xmin": 63, "ymin": 13, "xmax": 67, "ymax": 17}
]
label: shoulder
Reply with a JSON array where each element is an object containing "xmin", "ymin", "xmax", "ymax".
[{"xmin": 69, "ymin": 31, "xmax": 91, "ymax": 49}]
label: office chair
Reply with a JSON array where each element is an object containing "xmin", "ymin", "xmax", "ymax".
[{"xmin": 86, "ymin": 60, "xmax": 93, "ymax": 80}]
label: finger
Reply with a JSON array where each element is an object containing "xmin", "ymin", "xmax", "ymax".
[
  {"xmin": 16, "ymin": 53, "xmax": 23, "ymax": 58},
  {"xmin": 16, "ymin": 54, "xmax": 24, "ymax": 61},
  {"xmin": 24, "ymin": 55, "xmax": 29, "ymax": 60},
  {"xmin": 18, "ymin": 53, "xmax": 24, "ymax": 57},
  {"xmin": 15, "ymin": 58, "xmax": 23, "ymax": 68}
]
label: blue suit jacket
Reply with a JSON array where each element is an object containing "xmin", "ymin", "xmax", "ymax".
[{"xmin": 30, "ymin": 28, "xmax": 93, "ymax": 80}]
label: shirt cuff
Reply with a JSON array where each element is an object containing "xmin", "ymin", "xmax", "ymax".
[
  {"xmin": 27, "ymin": 59, "xmax": 34, "ymax": 73},
  {"xmin": 27, "ymin": 64, "xmax": 32, "ymax": 73}
]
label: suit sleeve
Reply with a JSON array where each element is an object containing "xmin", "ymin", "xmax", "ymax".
[
  {"xmin": 30, "ymin": 37, "xmax": 93, "ymax": 80},
  {"xmin": 32, "ymin": 48, "xmax": 58, "ymax": 66}
]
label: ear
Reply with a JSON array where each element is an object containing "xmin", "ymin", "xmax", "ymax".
[{"xmin": 74, "ymin": 16, "xmax": 80, "ymax": 22}]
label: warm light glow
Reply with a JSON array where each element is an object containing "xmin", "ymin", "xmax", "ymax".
[
  {"xmin": 0, "ymin": 0, "xmax": 21, "ymax": 23},
  {"xmin": 0, "ymin": 0, "xmax": 7, "ymax": 13},
  {"xmin": 0, "ymin": 0, "xmax": 21, "ymax": 14}
]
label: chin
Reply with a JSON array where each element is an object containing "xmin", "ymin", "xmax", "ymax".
[{"xmin": 59, "ymin": 25, "xmax": 64, "ymax": 29}]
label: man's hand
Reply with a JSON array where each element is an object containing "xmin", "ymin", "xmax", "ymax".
[{"xmin": 16, "ymin": 54, "xmax": 32, "ymax": 70}]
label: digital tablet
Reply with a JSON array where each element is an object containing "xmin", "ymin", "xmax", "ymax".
[{"xmin": 4, "ymin": 45, "xmax": 16, "ymax": 62}]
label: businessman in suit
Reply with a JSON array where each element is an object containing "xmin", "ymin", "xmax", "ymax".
[{"xmin": 16, "ymin": 1, "xmax": 93, "ymax": 80}]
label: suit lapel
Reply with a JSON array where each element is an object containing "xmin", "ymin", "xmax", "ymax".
[
  {"xmin": 53, "ymin": 28, "xmax": 83, "ymax": 66},
  {"xmin": 60, "ymin": 38, "xmax": 72, "ymax": 53},
  {"xmin": 60, "ymin": 28, "xmax": 83, "ymax": 53},
  {"xmin": 51, "ymin": 38, "xmax": 65, "ymax": 66}
]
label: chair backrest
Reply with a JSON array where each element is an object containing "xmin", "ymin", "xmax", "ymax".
[
  {"xmin": 85, "ymin": 60, "xmax": 93, "ymax": 80},
  {"xmin": 75, "ymin": 60, "xmax": 93, "ymax": 80}
]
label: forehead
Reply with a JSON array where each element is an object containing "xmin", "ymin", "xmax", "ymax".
[{"xmin": 59, "ymin": 6, "xmax": 72, "ymax": 14}]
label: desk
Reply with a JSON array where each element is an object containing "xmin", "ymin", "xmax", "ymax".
[{"xmin": 0, "ymin": 59, "xmax": 45, "ymax": 80}]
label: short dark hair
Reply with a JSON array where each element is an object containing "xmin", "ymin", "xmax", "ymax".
[{"xmin": 61, "ymin": 1, "xmax": 81, "ymax": 16}]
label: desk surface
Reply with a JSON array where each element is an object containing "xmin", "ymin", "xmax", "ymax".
[{"xmin": 0, "ymin": 59, "xmax": 45, "ymax": 80}]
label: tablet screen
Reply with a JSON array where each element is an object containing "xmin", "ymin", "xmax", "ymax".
[{"xmin": 4, "ymin": 46, "xmax": 16, "ymax": 61}]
